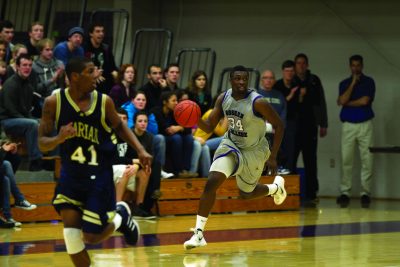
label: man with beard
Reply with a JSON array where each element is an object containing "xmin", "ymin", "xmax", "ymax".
[{"xmin": 139, "ymin": 64, "xmax": 167, "ymax": 110}]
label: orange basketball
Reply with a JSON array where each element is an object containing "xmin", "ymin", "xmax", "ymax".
[{"xmin": 174, "ymin": 100, "xmax": 201, "ymax": 127}]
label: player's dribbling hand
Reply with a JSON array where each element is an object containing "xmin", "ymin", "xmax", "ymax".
[
  {"xmin": 138, "ymin": 150, "xmax": 153, "ymax": 172},
  {"xmin": 58, "ymin": 122, "xmax": 76, "ymax": 143},
  {"xmin": 265, "ymin": 157, "xmax": 278, "ymax": 176}
]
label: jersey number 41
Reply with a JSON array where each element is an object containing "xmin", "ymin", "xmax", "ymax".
[{"xmin": 71, "ymin": 145, "xmax": 98, "ymax": 166}]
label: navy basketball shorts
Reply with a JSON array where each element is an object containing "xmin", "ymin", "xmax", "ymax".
[{"xmin": 53, "ymin": 171, "xmax": 116, "ymax": 234}]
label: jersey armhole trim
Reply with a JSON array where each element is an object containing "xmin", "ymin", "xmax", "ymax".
[
  {"xmin": 252, "ymin": 95, "xmax": 263, "ymax": 118},
  {"xmin": 101, "ymin": 95, "xmax": 112, "ymax": 133},
  {"xmin": 55, "ymin": 90, "xmax": 61, "ymax": 128},
  {"xmin": 222, "ymin": 90, "xmax": 229, "ymax": 104}
]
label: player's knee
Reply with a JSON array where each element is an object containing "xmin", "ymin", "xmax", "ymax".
[
  {"xmin": 82, "ymin": 233, "xmax": 101, "ymax": 245},
  {"xmin": 203, "ymin": 173, "xmax": 225, "ymax": 193},
  {"xmin": 63, "ymin": 228, "xmax": 85, "ymax": 254}
]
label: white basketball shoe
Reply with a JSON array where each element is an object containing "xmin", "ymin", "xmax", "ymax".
[
  {"xmin": 183, "ymin": 228, "xmax": 207, "ymax": 250},
  {"xmin": 272, "ymin": 175, "xmax": 287, "ymax": 205}
]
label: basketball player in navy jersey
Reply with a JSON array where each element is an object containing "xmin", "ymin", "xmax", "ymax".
[
  {"xmin": 38, "ymin": 57, "xmax": 152, "ymax": 267},
  {"xmin": 184, "ymin": 65, "xmax": 286, "ymax": 250}
]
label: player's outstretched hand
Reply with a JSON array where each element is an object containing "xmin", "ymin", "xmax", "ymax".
[
  {"xmin": 264, "ymin": 157, "xmax": 278, "ymax": 176},
  {"xmin": 138, "ymin": 150, "xmax": 153, "ymax": 172}
]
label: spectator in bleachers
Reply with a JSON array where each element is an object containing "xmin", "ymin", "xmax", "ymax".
[
  {"xmin": 293, "ymin": 53, "xmax": 328, "ymax": 204},
  {"xmin": 0, "ymin": 40, "xmax": 6, "ymax": 61},
  {"xmin": 33, "ymin": 38, "xmax": 65, "ymax": 97},
  {"xmin": 139, "ymin": 64, "xmax": 167, "ymax": 110},
  {"xmin": 0, "ymin": 20, "xmax": 15, "ymax": 64},
  {"xmin": 84, "ymin": 22, "xmax": 118, "ymax": 95},
  {"xmin": 258, "ymin": 70, "xmax": 286, "ymax": 125},
  {"xmin": 113, "ymin": 108, "xmax": 155, "ymax": 219},
  {"xmin": 5, "ymin": 46, "xmax": 42, "ymax": 117},
  {"xmin": 5, "ymin": 44, "xmax": 27, "ymax": 78},
  {"xmin": 132, "ymin": 111, "xmax": 160, "ymax": 218},
  {"xmin": 274, "ymin": 60, "xmax": 300, "ymax": 175},
  {"xmin": 122, "ymin": 91, "xmax": 156, "ymax": 130},
  {"xmin": 0, "ymin": 60, "xmax": 6, "ymax": 89},
  {"xmin": 109, "ymin": 64, "xmax": 137, "ymax": 107},
  {"xmin": 163, "ymin": 63, "xmax": 181, "ymax": 91},
  {"xmin": 0, "ymin": 43, "xmax": 6, "ymax": 87},
  {"xmin": 24, "ymin": 21, "xmax": 44, "ymax": 59},
  {"xmin": 176, "ymin": 88, "xmax": 189, "ymax": 101},
  {"xmin": 53, "ymin": 26, "xmax": 84, "ymax": 66},
  {"xmin": 132, "ymin": 110, "xmax": 164, "ymax": 213},
  {"xmin": 151, "ymin": 91, "xmax": 196, "ymax": 178},
  {"xmin": 121, "ymin": 91, "xmax": 172, "ymax": 179},
  {"xmin": 0, "ymin": 54, "xmax": 43, "ymax": 171},
  {"xmin": 187, "ymin": 70, "xmax": 212, "ymax": 115},
  {"xmin": 258, "ymin": 70, "xmax": 288, "ymax": 175},
  {"xmin": 0, "ymin": 140, "xmax": 37, "ymax": 227}
]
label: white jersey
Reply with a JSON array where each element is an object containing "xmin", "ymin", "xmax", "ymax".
[{"xmin": 221, "ymin": 89, "xmax": 267, "ymax": 149}]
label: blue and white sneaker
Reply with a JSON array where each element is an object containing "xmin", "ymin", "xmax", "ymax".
[
  {"xmin": 277, "ymin": 167, "xmax": 291, "ymax": 175},
  {"xmin": 183, "ymin": 228, "xmax": 207, "ymax": 250},
  {"xmin": 116, "ymin": 201, "xmax": 140, "ymax": 245}
]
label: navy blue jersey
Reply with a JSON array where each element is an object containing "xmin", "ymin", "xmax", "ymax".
[{"xmin": 55, "ymin": 89, "xmax": 117, "ymax": 181}]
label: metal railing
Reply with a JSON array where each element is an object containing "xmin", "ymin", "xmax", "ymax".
[
  {"xmin": 131, "ymin": 28, "xmax": 173, "ymax": 87},
  {"xmin": 90, "ymin": 8, "xmax": 129, "ymax": 67},
  {"xmin": 175, "ymin": 48, "xmax": 216, "ymax": 90}
]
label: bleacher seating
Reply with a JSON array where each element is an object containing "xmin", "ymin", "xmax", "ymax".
[
  {"xmin": 157, "ymin": 175, "xmax": 300, "ymax": 216},
  {"xmin": 12, "ymin": 175, "xmax": 299, "ymax": 222},
  {"xmin": 11, "ymin": 182, "xmax": 60, "ymax": 222}
]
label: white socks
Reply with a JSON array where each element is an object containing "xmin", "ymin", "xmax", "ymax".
[
  {"xmin": 266, "ymin": 184, "xmax": 278, "ymax": 196},
  {"xmin": 195, "ymin": 215, "xmax": 208, "ymax": 232},
  {"xmin": 113, "ymin": 213, "xmax": 122, "ymax": 230}
]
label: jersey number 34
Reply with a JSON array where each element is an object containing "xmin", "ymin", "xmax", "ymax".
[{"xmin": 228, "ymin": 117, "xmax": 244, "ymax": 131}]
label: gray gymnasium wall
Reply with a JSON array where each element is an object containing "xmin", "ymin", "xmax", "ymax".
[{"xmin": 130, "ymin": 0, "xmax": 400, "ymax": 199}]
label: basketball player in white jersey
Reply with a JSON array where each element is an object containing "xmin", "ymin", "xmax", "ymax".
[{"xmin": 184, "ymin": 65, "xmax": 286, "ymax": 250}]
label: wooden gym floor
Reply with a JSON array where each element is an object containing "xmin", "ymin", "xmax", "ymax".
[{"xmin": 1, "ymin": 198, "xmax": 400, "ymax": 267}]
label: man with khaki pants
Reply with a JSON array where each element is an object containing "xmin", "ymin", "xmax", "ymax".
[{"xmin": 336, "ymin": 55, "xmax": 375, "ymax": 208}]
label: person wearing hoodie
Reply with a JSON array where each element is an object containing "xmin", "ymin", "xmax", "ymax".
[
  {"xmin": 33, "ymin": 38, "xmax": 65, "ymax": 97},
  {"xmin": 293, "ymin": 53, "xmax": 328, "ymax": 205},
  {"xmin": 0, "ymin": 54, "xmax": 43, "ymax": 171}
]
